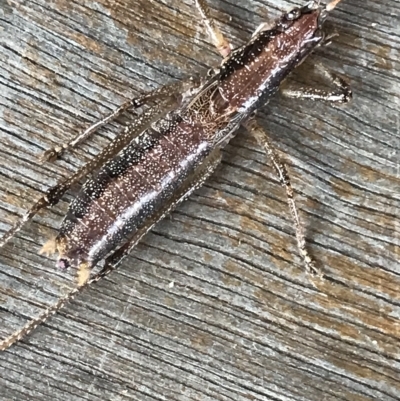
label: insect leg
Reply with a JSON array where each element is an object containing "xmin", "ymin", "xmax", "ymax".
[
  {"xmin": 0, "ymin": 150, "xmax": 222, "ymax": 351},
  {"xmin": 281, "ymin": 66, "xmax": 351, "ymax": 103},
  {"xmin": 194, "ymin": 0, "xmax": 232, "ymax": 58},
  {"xmin": 244, "ymin": 119, "xmax": 320, "ymax": 276},
  {"xmin": 0, "ymin": 99, "xmax": 178, "ymax": 249},
  {"xmin": 39, "ymin": 78, "xmax": 200, "ymax": 163}
]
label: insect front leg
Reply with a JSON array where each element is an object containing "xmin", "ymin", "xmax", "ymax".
[
  {"xmin": 281, "ymin": 65, "xmax": 351, "ymax": 103},
  {"xmin": 194, "ymin": 0, "xmax": 232, "ymax": 58},
  {"xmin": 39, "ymin": 78, "xmax": 201, "ymax": 163},
  {"xmin": 0, "ymin": 150, "xmax": 222, "ymax": 351},
  {"xmin": 0, "ymin": 100, "xmax": 177, "ymax": 249},
  {"xmin": 244, "ymin": 119, "xmax": 320, "ymax": 277}
]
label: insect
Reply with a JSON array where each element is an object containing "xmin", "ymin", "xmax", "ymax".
[{"xmin": 0, "ymin": 0, "xmax": 351, "ymax": 350}]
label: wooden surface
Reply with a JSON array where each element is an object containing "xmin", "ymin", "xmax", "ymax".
[{"xmin": 0, "ymin": 0, "xmax": 399, "ymax": 400}]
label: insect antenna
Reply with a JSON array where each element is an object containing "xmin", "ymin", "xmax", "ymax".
[{"xmin": 0, "ymin": 264, "xmax": 115, "ymax": 351}]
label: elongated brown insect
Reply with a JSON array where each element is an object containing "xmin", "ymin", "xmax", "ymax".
[{"xmin": 0, "ymin": 0, "xmax": 351, "ymax": 350}]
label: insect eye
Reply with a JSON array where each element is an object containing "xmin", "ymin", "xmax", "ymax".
[{"xmin": 286, "ymin": 8, "xmax": 301, "ymax": 20}]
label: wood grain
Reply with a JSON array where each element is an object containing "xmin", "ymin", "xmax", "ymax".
[{"xmin": 0, "ymin": 0, "xmax": 399, "ymax": 400}]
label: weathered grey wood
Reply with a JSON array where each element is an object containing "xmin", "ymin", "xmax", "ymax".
[{"xmin": 0, "ymin": 0, "xmax": 399, "ymax": 400}]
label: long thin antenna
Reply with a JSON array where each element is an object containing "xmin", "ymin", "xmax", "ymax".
[{"xmin": 0, "ymin": 264, "xmax": 115, "ymax": 351}]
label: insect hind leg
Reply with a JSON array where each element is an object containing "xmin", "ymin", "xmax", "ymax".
[
  {"xmin": 245, "ymin": 119, "xmax": 321, "ymax": 277},
  {"xmin": 39, "ymin": 79, "xmax": 200, "ymax": 163}
]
